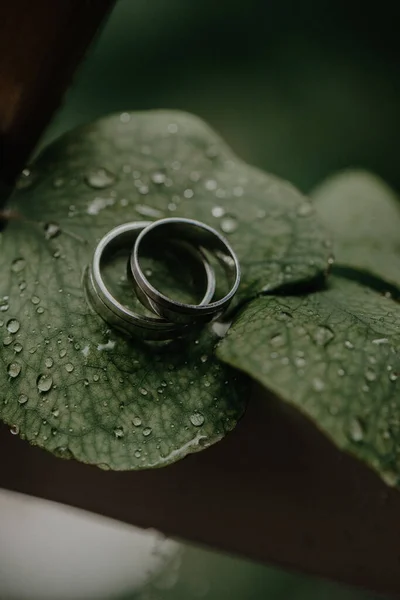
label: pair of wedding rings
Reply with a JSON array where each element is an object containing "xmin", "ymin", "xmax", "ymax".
[{"xmin": 84, "ymin": 218, "xmax": 241, "ymax": 340}]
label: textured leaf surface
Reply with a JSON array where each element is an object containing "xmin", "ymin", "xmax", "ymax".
[
  {"xmin": 218, "ymin": 277, "xmax": 400, "ymax": 487},
  {"xmin": 312, "ymin": 170, "xmax": 400, "ymax": 291},
  {"xmin": 0, "ymin": 110, "xmax": 330, "ymax": 469}
]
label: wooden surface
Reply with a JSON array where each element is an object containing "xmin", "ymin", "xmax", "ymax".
[
  {"xmin": 0, "ymin": 0, "xmax": 115, "ymax": 197},
  {"xmin": 0, "ymin": 385, "xmax": 399, "ymax": 598}
]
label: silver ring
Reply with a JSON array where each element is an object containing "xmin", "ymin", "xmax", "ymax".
[
  {"xmin": 130, "ymin": 218, "xmax": 241, "ymax": 324},
  {"xmin": 84, "ymin": 222, "xmax": 216, "ymax": 340}
]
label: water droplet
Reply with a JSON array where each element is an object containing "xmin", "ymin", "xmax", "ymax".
[
  {"xmin": 312, "ymin": 377, "xmax": 325, "ymax": 392},
  {"xmin": 372, "ymin": 338, "xmax": 389, "ymax": 345},
  {"xmin": 270, "ymin": 333, "xmax": 285, "ymax": 348},
  {"xmin": 297, "ymin": 202, "xmax": 314, "ymax": 217},
  {"xmin": 295, "ymin": 357, "xmax": 306, "ymax": 368},
  {"xmin": 143, "ymin": 427, "xmax": 152, "ymax": 437},
  {"xmin": 211, "ymin": 206, "xmax": 225, "ymax": 218},
  {"xmin": 205, "ymin": 179, "xmax": 217, "ymax": 191},
  {"xmin": 132, "ymin": 417, "xmax": 142, "ymax": 427},
  {"xmin": 36, "ymin": 306, "xmax": 44, "ymax": 315},
  {"xmin": 0, "ymin": 297, "xmax": 9, "ymax": 312},
  {"xmin": 190, "ymin": 412, "xmax": 205, "ymax": 427},
  {"xmin": 120, "ymin": 112, "xmax": 131, "ymax": 123},
  {"xmin": 93, "ymin": 374, "xmax": 100, "ymax": 382},
  {"xmin": 6, "ymin": 319, "xmax": 20, "ymax": 333},
  {"xmin": 11, "ymin": 257, "xmax": 26, "ymax": 273},
  {"xmin": 134, "ymin": 450, "xmax": 141, "ymax": 458},
  {"xmin": 365, "ymin": 368, "xmax": 377, "ymax": 382},
  {"xmin": 13, "ymin": 342, "xmax": 22, "ymax": 353},
  {"xmin": 220, "ymin": 215, "xmax": 238, "ymax": 234},
  {"xmin": 344, "ymin": 340, "xmax": 354, "ymax": 350},
  {"xmin": 31, "ymin": 295, "xmax": 40, "ymax": 305},
  {"xmin": 135, "ymin": 204, "xmax": 163, "ymax": 218},
  {"xmin": 139, "ymin": 387, "xmax": 148, "ymax": 396},
  {"xmin": 85, "ymin": 168, "xmax": 115, "ymax": 189},
  {"xmin": 37, "ymin": 374, "xmax": 53, "ymax": 393},
  {"xmin": 312, "ymin": 326, "xmax": 334, "ymax": 346},
  {"xmin": 59, "ymin": 349, "xmax": 67, "ymax": 358},
  {"xmin": 10, "ymin": 424, "xmax": 19, "ymax": 435},
  {"xmin": 45, "ymin": 358, "xmax": 53, "ymax": 368},
  {"xmin": 349, "ymin": 417, "xmax": 364, "ymax": 443},
  {"xmin": 183, "ymin": 188, "xmax": 194, "ymax": 199},
  {"xmin": 389, "ymin": 372, "xmax": 398, "ymax": 382},
  {"xmin": 53, "ymin": 177, "xmax": 64, "ymax": 188},
  {"xmin": 87, "ymin": 196, "xmax": 114, "ymax": 215},
  {"xmin": 114, "ymin": 427, "xmax": 124, "ymax": 439},
  {"xmin": 51, "ymin": 408, "xmax": 59, "ymax": 418},
  {"xmin": 44, "ymin": 222, "xmax": 61, "ymax": 239},
  {"xmin": 3, "ymin": 336, "xmax": 12, "ymax": 347},
  {"xmin": 65, "ymin": 363, "xmax": 74, "ymax": 373},
  {"xmin": 200, "ymin": 354, "xmax": 208, "ymax": 363},
  {"xmin": 151, "ymin": 171, "xmax": 166, "ymax": 184},
  {"xmin": 7, "ymin": 362, "xmax": 21, "ymax": 378},
  {"xmin": 18, "ymin": 394, "xmax": 28, "ymax": 405},
  {"xmin": 16, "ymin": 168, "xmax": 34, "ymax": 189}
]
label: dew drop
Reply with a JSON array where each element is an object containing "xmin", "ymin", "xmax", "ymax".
[
  {"xmin": 31, "ymin": 295, "xmax": 40, "ymax": 305},
  {"xmin": 220, "ymin": 215, "xmax": 238, "ymax": 234},
  {"xmin": 200, "ymin": 354, "xmax": 208, "ymax": 363},
  {"xmin": 151, "ymin": 171, "xmax": 166, "ymax": 184},
  {"xmin": 205, "ymin": 179, "xmax": 217, "ymax": 191},
  {"xmin": 312, "ymin": 377, "xmax": 325, "ymax": 392},
  {"xmin": 348, "ymin": 417, "xmax": 364, "ymax": 443},
  {"xmin": 132, "ymin": 417, "xmax": 142, "ymax": 427},
  {"xmin": 114, "ymin": 427, "xmax": 124, "ymax": 439},
  {"xmin": 11, "ymin": 257, "xmax": 26, "ymax": 273},
  {"xmin": 135, "ymin": 204, "xmax": 163, "ymax": 218},
  {"xmin": 65, "ymin": 363, "xmax": 74, "ymax": 373},
  {"xmin": 143, "ymin": 427, "xmax": 152, "ymax": 437},
  {"xmin": 44, "ymin": 222, "xmax": 61, "ymax": 239},
  {"xmin": 13, "ymin": 342, "xmax": 23, "ymax": 353},
  {"xmin": 344, "ymin": 340, "xmax": 354, "ymax": 350},
  {"xmin": 270, "ymin": 333, "xmax": 284, "ymax": 348},
  {"xmin": 297, "ymin": 202, "xmax": 314, "ymax": 217},
  {"xmin": 45, "ymin": 357, "xmax": 53, "ymax": 368},
  {"xmin": 10, "ymin": 424, "xmax": 19, "ymax": 435},
  {"xmin": 211, "ymin": 206, "xmax": 225, "ymax": 218},
  {"xmin": 389, "ymin": 372, "xmax": 398, "ymax": 382},
  {"xmin": 59, "ymin": 349, "xmax": 67, "ymax": 358},
  {"xmin": 139, "ymin": 387, "xmax": 148, "ymax": 396},
  {"xmin": 3, "ymin": 336, "xmax": 12, "ymax": 346},
  {"xmin": 312, "ymin": 326, "xmax": 334, "ymax": 346},
  {"xmin": 190, "ymin": 412, "xmax": 205, "ymax": 427},
  {"xmin": 365, "ymin": 368, "xmax": 377, "ymax": 382},
  {"xmin": 16, "ymin": 168, "xmax": 34, "ymax": 190},
  {"xmin": 183, "ymin": 188, "xmax": 194, "ymax": 199},
  {"xmin": 372, "ymin": 338, "xmax": 389, "ymax": 345},
  {"xmin": 37, "ymin": 373, "xmax": 53, "ymax": 393},
  {"xmin": 0, "ymin": 297, "xmax": 9, "ymax": 312},
  {"xmin": 7, "ymin": 362, "xmax": 21, "ymax": 378},
  {"xmin": 51, "ymin": 408, "xmax": 60, "ymax": 418},
  {"xmin": 85, "ymin": 168, "xmax": 115, "ymax": 189}
]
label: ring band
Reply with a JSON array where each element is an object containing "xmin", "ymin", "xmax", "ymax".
[
  {"xmin": 84, "ymin": 222, "xmax": 216, "ymax": 340},
  {"xmin": 130, "ymin": 217, "xmax": 241, "ymax": 324}
]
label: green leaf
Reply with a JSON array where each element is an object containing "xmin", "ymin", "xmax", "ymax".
[
  {"xmin": 217, "ymin": 276, "xmax": 400, "ymax": 488},
  {"xmin": 312, "ymin": 170, "xmax": 400, "ymax": 292}
]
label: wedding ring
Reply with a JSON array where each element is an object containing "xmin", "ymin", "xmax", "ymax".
[
  {"xmin": 84, "ymin": 222, "xmax": 216, "ymax": 340},
  {"xmin": 130, "ymin": 218, "xmax": 241, "ymax": 324}
]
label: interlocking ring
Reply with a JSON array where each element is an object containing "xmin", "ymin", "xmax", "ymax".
[
  {"xmin": 129, "ymin": 218, "xmax": 241, "ymax": 324},
  {"xmin": 84, "ymin": 222, "xmax": 216, "ymax": 341}
]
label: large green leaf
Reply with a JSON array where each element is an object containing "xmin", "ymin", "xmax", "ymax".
[
  {"xmin": 312, "ymin": 170, "xmax": 400, "ymax": 291},
  {"xmin": 217, "ymin": 277, "xmax": 400, "ymax": 487},
  {"xmin": 0, "ymin": 110, "xmax": 329, "ymax": 470}
]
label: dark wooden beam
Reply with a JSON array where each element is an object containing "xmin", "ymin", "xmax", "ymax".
[
  {"xmin": 0, "ymin": 386, "xmax": 399, "ymax": 597},
  {"xmin": 0, "ymin": 0, "xmax": 115, "ymax": 204}
]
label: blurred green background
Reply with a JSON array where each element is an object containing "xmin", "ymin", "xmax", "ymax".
[{"xmin": 42, "ymin": 1, "xmax": 397, "ymax": 597}]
